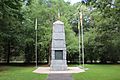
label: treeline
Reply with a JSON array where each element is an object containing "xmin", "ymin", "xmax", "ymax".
[
  {"xmin": 0, "ymin": 0, "xmax": 120, "ymax": 64},
  {"xmin": 83, "ymin": 0, "xmax": 120, "ymax": 63}
]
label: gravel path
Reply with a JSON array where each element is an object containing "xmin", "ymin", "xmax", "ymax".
[{"xmin": 47, "ymin": 73, "xmax": 73, "ymax": 80}]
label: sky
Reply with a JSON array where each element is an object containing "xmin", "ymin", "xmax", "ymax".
[{"xmin": 64, "ymin": 0, "xmax": 82, "ymax": 4}]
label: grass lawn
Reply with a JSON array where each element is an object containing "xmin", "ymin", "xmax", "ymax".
[
  {"xmin": 0, "ymin": 65, "xmax": 47, "ymax": 80},
  {"xmin": 73, "ymin": 64, "xmax": 120, "ymax": 80}
]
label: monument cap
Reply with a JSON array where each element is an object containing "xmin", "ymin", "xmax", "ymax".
[{"xmin": 53, "ymin": 20, "xmax": 64, "ymax": 25}]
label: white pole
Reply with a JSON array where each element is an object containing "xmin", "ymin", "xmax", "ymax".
[
  {"xmin": 78, "ymin": 16, "xmax": 81, "ymax": 65},
  {"xmin": 80, "ymin": 12, "xmax": 84, "ymax": 69},
  {"xmin": 35, "ymin": 18, "xmax": 38, "ymax": 68}
]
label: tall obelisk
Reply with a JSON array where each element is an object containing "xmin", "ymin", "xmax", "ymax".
[{"xmin": 50, "ymin": 11, "xmax": 67, "ymax": 71}]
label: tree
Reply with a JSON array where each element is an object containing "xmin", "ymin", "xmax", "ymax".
[
  {"xmin": 88, "ymin": 0, "xmax": 120, "ymax": 63},
  {"xmin": 0, "ymin": 0, "xmax": 23, "ymax": 63}
]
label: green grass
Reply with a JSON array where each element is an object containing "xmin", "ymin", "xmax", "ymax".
[
  {"xmin": 1, "ymin": 64, "xmax": 120, "ymax": 80},
  {"xmin": 73, "ymin": 64, "xmax": 120, "ymax": 80},
  {"xmin": 0, "ymin": 66, "xmax": 47, "ymax": 80}
]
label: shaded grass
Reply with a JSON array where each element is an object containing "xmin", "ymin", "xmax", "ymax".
[
  {"xmin": 0, "ymin": 66, "xmax": 47, "ymax": 80},
  {"xmin": 73, "ymin": 64, "xmax": 120, "ymax": 80}
]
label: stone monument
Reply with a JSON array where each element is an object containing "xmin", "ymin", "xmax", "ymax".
[{"xmin": 50, "ymin": 20, "xmax": 67, "ymax": 71}]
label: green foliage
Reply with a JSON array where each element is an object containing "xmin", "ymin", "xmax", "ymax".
[
  {"xmin": 0, "ymin": 0, "xmax": 119, "ymax": 63},
  {"xmin": 75, "ymin": 0, "xmax": 120, "ymax": 63},
  {"xmin": 0, "ymin": 0, "xmax": 23, "ymax": 63},
  {"xmin": 90, "ymin": 0, "xmax": 120, "ymax": 63}
]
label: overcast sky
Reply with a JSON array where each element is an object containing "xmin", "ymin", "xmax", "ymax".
[{"xmin": 64, "ymin": 0, "xmax": 81, "ymax": 4}]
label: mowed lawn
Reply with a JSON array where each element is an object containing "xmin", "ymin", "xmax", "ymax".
[
  {"xmin": 73, "ymin": 64, "xmax": 120, "ymax": 80},
  {"xmin": 0, "ymin": 64, "xmax": 120, "ymax": 80},
  {"xmin": 0, "ymin": 65, "xmax": 47, "ymax": 80}
]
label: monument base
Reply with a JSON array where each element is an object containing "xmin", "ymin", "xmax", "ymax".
[{"xmin": 50, "ymin": 60, "xmax": 67, "ymax": 71}]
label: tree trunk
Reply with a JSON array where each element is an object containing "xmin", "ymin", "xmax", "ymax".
[
  {"xmin": 48, "ymin": 41, "xmax": 51, "ymax": 66},
  {"xmin": 7, "ymin": 41, "xmax": 10, "ymax": 64}
]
